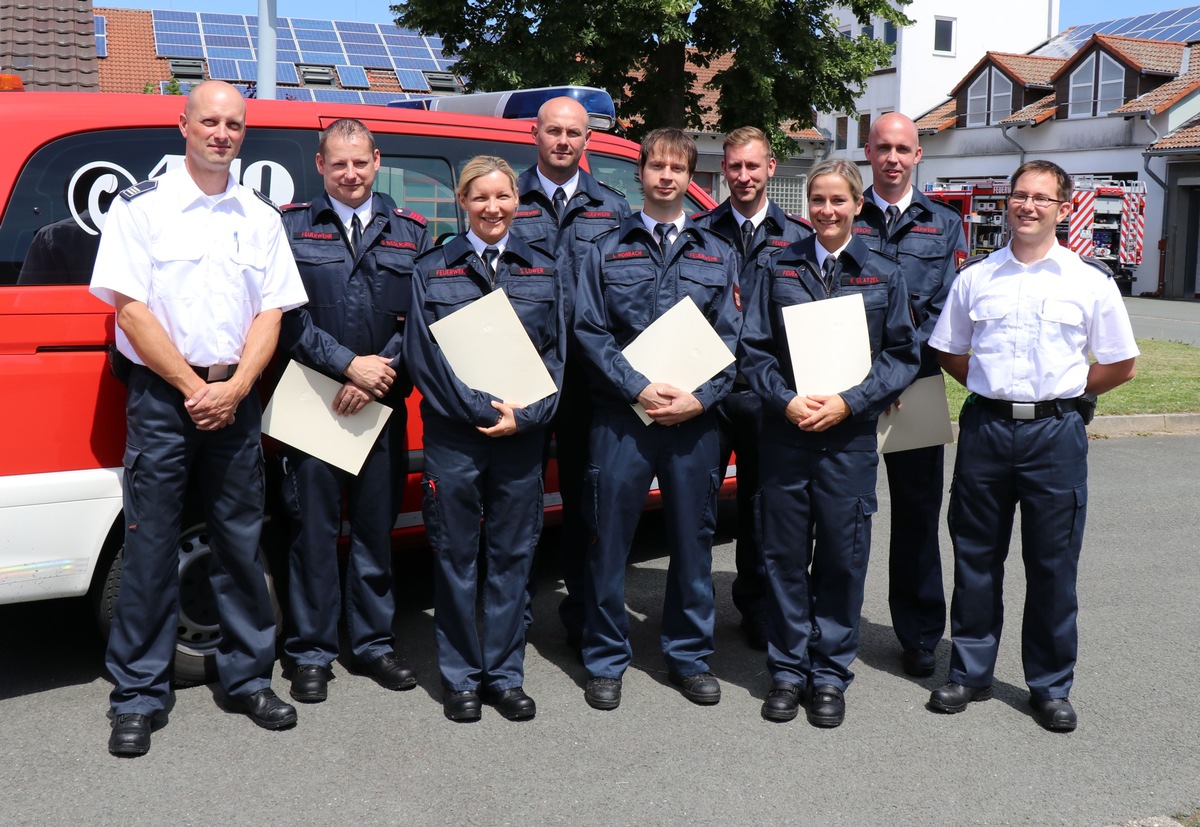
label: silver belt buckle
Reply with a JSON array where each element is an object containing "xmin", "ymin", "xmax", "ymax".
[
  {"xmin": 207, "ymin": 364, "xmax": 231, "ymax": 382},
  {"xmin": 1011, "ymin": 402, "xmax": 1036, "ymax": 420}
]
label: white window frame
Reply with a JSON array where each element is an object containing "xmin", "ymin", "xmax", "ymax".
[
  {"xmin": 1069, "ymin": 53, "xmax": 1096, "ymax": 118},
  {"xmin": 990, "ymin": 69, "xmax": 1013, "ymax": 123},
  {"xmin": 933, "ymin": 17, "xmax": 956, "ymax": 55},
  {"xmin": 1097, "ymin": 53, "xmax": 1125, "ymax": 115},
  {"xmin": 966, "ymin": 73, "xmax": 988, "ymax": 127}
]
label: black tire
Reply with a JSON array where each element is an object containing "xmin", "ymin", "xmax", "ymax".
[{"xmin": 93, "ymin": 520, "xmax": 282, "ymax": 687}]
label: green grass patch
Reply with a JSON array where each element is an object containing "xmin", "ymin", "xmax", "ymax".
[
  {"xmin": 942, "ymin": 339, "xmax": 1200, "ymax": 420},
  {"xmin": 1175, "ymin": 809, "xmax": 1200, "ymax": 827}
]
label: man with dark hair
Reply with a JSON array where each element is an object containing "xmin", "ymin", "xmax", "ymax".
[
  {"xmin": 90, "ymin": 80, "xmax": 308, "ymax": 756},
  {"xmin": 692, "ymin": 125, "xmax": 812, "ymax": 650},
  {"xmin": 858, "ymin": 112, "xmax": 968, "ymax": 678},
  {"xmin": 574, "ymin": 128, "xmax": 740, "ymax": 710},
  {"xmin": 279, "ymin": 118, "xmax": 431, "ymax": 704},
  {"xmin": 927, "ymin": 159, "xmax": 1137, "ymax": 732},
  {"xmin": 509, "ymin": 96, "xmax": 630, "ymax": 650}
]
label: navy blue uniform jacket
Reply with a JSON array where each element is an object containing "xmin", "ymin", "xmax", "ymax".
[
  {"xmin": 739, "ymin": 235, "xmax": 920, "ymax": 450},
  {"xmin": 281, "ymin": 192, "xmax": 431, "ymax": 402},
  {"xmin": 406, "ymin": 233, "xmax": 565, "ymax": 431},
  {"xmin": 574, "ymin": 214, "xmax": 741, "ymax": 412}
]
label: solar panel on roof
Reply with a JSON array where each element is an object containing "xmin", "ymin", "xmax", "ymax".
[
  {"xmin": 1035, "ymin": 5, "xmax": 1200, "ymax": 57},
  {"xmin": 157, "ymin": 22, "xmax": 200, "ymax": 34},
  {"xmin": 154, "ymin": 10, "xmax": 198, "ymax": 23},
  {"xmin": 312, "ymin": 89, "xmax": 362, "ymax": 103},
  {"xmin": 94, "ymin": 15, "xmax": 106, "ymax": 34},
  {"xmin": 206, "ymin": 35, "xmax": 251, "ymax": 49},
  {"xmin": 335, "ymin": 21, "xmax": 377, "ymax": 34},
  {"xmin": 291, "ymin": 18, "xmax": 335, "ymax": 31},
  {"xmin": 302, "ymin": 51, "xmax": 346, "ymax": 65},
  {"xmin": 337, "ymin": 64, "xmax": 370, "ymax": 88},
  {"xmin": 200, "ymin": 13, "xmax": 246, "ymax": 26},
  {"xmin": 347, "ymin": 46, "xmax": 389, "ymax": 60},
  {"xmin": 362, "ymin": 91, "xmax": 400, "ymax": 105},
  {"xmin": 208, "ymin": 47, "xmax": 254, "ymax": 60},
  {"xmin": 342, "ymin": 31, "xmax": 384, "ymax": 45},
  {"xmin": 236, "ymin": 60, "xmax": 260, "ymax": 81},
  {"xmin": 276, "ymin": 62, "xmax": 300, "ymax": 85},
  {"xmin": 395, "ymin": 69, "xmax": 429, "ymax": 91},
  {"xmin": 207, "ymin": 58, "xmax": 240, "ymax": 80},
  {"xmin": 96, "ymin": 35, "xmax": 107, "ymax": 58}
]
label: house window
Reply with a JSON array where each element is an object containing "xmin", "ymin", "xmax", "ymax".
[
  {"xmin": 966, "ymin": 74, "xmax": 988, "ymax": 127},
  {"xmin": 884, "ymin": 21, "xmax": 897, "ymax": 45},
  {"xmin": 934, "ymin": 18, "xmax": 955, "ymax": 55},
  {"xmin": 1098, "ymin": 53, "xmax": 1125, "ymax": 115},
  {"xmin": 835, "ymin": 116, "xmax": 848, "ymax": 151},
  {"xmin": 990, "ymin": 70, "xmax": 1012, "ymax": 122},
  {"xmin": 1069, "ymin": 54, "xmax": 1096, "ymax": 118},
  {"xmin": 857, "ymin": 113, "xmax": 871, "ymax": 148},
  {"xmin": 839, "ymin": 27, "xmax": 851, "ymax": 40},
  {"xmin": 862, "ymin": 23, "xmax": 875, "ymax": 40}
]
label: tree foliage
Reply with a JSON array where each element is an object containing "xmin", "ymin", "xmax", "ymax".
[{"xmin": 391, "ymin": 0, "xmax": 911, "ymax": 151}]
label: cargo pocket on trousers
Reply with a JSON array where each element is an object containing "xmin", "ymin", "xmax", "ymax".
[
  {"xmin": 851, "ymin": 491, "xmax": 878, "ymax": 570},
  {"xmin": 583, "ymin": 465, "xmax": 601, "ymax": 546},
  {"xmin": 1067, "ymin": 482, "xmax": 1088, "ymax": 553},
  {"xmin": 122, "ymin": 447, "xmax": 145, "ymax": 529},
  {"xmin": 421, "ymin": 475, "xmax": 442, "ymax": 553}
]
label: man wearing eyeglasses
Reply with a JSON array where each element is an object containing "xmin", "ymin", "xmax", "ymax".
[{"xmin": 925, "ymin": 160, "xmax": 1138, "ymax": 732}]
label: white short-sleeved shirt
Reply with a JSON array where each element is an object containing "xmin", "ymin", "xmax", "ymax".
[
  {"xmin": 90, "ymin": 166, "xmax": 308, "ymax": 366},
  {"xmin": 928, "ymin": 241, "xmax": 1139, "ymax": 402}
]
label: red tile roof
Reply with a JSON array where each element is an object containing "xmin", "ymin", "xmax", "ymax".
[
  {"xmin": 1148, "ymin": 113, "xmax": 1200, "ymax": 152},
  {"xmin": 94, "ymin": 7, "xmax": 169, "ymax": 94},
  {"xmin": 951, "ymin": 52, "xmax": 1065, "ymax": 96},
  {"xmin": 1111, "ymin": 65, "xmax": 1200, "ymax": 116},
  {"xmin": 1095, "ymin": 34, "xmax": 1184, "ymax": 74},
  {"xmin": 686, "ymin": 50, "xmax": 824, "ymax": 142},
  {"xmin": 999, "ymin": 93, "xmax": 1057, "ymax": 125},
  {"xmin": 1, "ymin": 0, "xmax": 100, "ymax": 91},
  {"xmin": 914, "ymin": 99, "xmax": 957, "ymax": 134}
]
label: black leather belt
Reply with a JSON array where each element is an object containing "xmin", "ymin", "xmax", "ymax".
[
  {"xmin": 972, "ymin": 394, "xmax": 1081, "ymax": 421},
  {"xmin": 191, "ymin": 364, "xmax": 237, "ymax": 382}
]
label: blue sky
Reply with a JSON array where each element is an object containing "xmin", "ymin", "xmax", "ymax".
[{"xmin": 97, "ymin": 1, "xmax": 1196, "ymax": 30}]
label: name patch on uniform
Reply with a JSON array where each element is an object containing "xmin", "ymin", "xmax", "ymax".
[
  {"xmin": 767, "ymin": 239, "xmax": 790, "ymax": 248},
  {"xmin": 606, "ymin": 250, "xmax": 647, "ymax": 261},
  {"xmin": 909, "ymin": 226, "xmax": 941, "ymax": 235},
  {"xmin": 516, "ymin": 267, "xmax": 549, "ymax": 276},
  {"xmin": 852, "ymin": 227, "xmax": 877, "ymax": 236},
  {"xmin": 295, "ymin": 231, "xmax": 337, "ymax": 240},
  {"xmin": 787, "ymin": 213, "xmax": 813, "ymax": 228},
  {"xmin": 778, "ymin": 269, "xmax": 800, "ymax": 279},
  {"xmin": 685, "ymin": 252, "xmax": 720, "ymax": 263},
  {"xmin": 380, "ymin": 240, "xmax": 417, "ymax": 250},
  {"xmin": 580, "ymin": 211, "xmax": 615, "ymax": 219},
  {"xmin": 842, "ymin": 276, "xmax": 881, "ymax": 286},
  {"xmin": 434, "ymin": 268, "xmax": 469, "ymax": 277},
  {"xmin": 514, "ymin": 209, "xmax": 542, "ymax": 219}
]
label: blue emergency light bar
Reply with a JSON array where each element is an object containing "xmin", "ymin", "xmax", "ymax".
[{"xmin": 389, "ymin": 85, "xmax": 617, "ymax": 131}]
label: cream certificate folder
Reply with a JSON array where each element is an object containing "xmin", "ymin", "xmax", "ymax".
[
  {"xmin": 263, "ymin": 360, "xmax": 392, "ymax": 475},
  {"xmin": 621, "ymin": 296, "xmax": 736, "ymax": 425},
  {"xmin": 782, "ymin": 292, "xmax": 871, "ymax": 396},
  {"xmin": 427, "ymin": 288, "xmax": 557, "ymax": 406},
  {"xmin": 877, "ymin": 373, "xmax": 954, "ymax": 454}
]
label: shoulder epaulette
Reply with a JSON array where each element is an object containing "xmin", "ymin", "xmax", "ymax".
[
  {"xmin": 689, "ymin": 208, "xmax": 714, "ymax": 221},
  {"xmin": 785, "ymin": 212, "xmax": 813, "ymax": 228},
  {"xmin": 928, "ymin": 197, "xmax": 963, "ymax": 216},
  {"xmin": 393, "ymin": 207, "xmax": 429, "ymax": 227},
  {"xmin": 957, "ymin": 253, "xmax": 988, "ymax": 273},
  {"xmin": 253, "ymin": 189, "xmax": 281, "ymax": 214},
  {"xmin": 1081, "ymin": 255, "xmax": 1114, "ymax": 278},
  {"xmin": 280, "ymin": 202, "xmax": 310, "ymax": 212},
  {"xmin": 119, "ymin": 180, "xmax": 157, "ymax": 201},
  {"xmin": 597, "ymin": 179, "xmax": 626, "ymax": 199}
]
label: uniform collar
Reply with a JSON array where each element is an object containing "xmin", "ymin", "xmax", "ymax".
[
  {"xmin": 536, "ymin": 167, "xmax": 579, "ymax": 202},
  {"xmin": 868, "ymin": 185, "xmax": 913, "ymax": 215},
  {"xmin": 174, "ymin": 167, "xmax": 243, "ymax": 214}
]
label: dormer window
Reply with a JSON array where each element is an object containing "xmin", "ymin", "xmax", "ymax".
[
  {"xmin": 966, "ymin": 68, "xmax": 1013, "ymax": 126},
  {"xmin": 1069, "ymin": 52, "xmax": 1125, "ymax": 117}
]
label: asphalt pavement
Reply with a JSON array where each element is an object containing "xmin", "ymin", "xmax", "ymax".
[{"xmin": 2, "ymin": 431, "xmax": 1198, "ymax": 826}]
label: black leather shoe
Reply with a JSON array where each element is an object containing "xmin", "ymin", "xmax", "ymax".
[
  {"xmin": 229, "ymin": 688, "xmax": 298, "ymax": 730},
  {"xmin": 740, "ymin": 613, "xmax": 769, "ymax": 651},
  {"xmin": 761, "ymin": 681, "xmax": 801, "ymax": 722},
  {"xmin": 669, "ymin": 671, "xmax": 722, "ymax": 705},
  {"xmin": 585, "ymin": 677, "xmax": 622, "ymax": 710},
  {"xmin": 289, "ymin": 664, "xmax": 333, "ymax": 703},
  {"xmin": 484, "ymin": 687, "xmax": 537, "ymax": 721},
  {"xmin": 902, "ymin": 649, "xmax": 936, "ymax": 677},
  {"xmin": 927, "ymin": 681, "xmax": 993, "ymax": 713},
  {"xmin": 806, "ymin": 684, "xmax": 846, "ymax": 728},
  {"xmin": 1030, "ymin": 697, "xmax": 1077, "ymax": 732},
  {"xmin": 108, "ymin": 713, "xmax": 153, "ymax": 756},
  {"xmin": 444, "ymin": 690, "xmax": 481, "ymax": 722},
  {"xmin": 358, "ymin": 652, "xmax": 417, "ymax": 691}
]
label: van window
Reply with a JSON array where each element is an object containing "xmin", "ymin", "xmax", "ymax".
[
  {"xmin": 587, "ymin": 150, "xmax": 706, "ymax": 215},
  {"xmin": 1, "ymin": 127, "xmax": 539, "ymax": 285}
]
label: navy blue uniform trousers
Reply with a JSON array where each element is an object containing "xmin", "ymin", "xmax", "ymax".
[
  {"xmin": 546, "ymin": 357, "xmax": 592, "ymax": 641},
  {"xmin": 946, "ymin": 403, "xmax": 1088, "ymax": 701},
  {"xmin": 421, "ymin": 414, "xmax": 544, "ymax": 693},
  {"xmin": 883, "ymin": 443, "xmax": 946, "ymax": 652},
  {"xmin": 582, "ymin": 407, "xmax": 721, "ymax": 679},
  {"xmin": 759, "ymin": 437, "xmax": 878, "ymax": 692},
  {"xmin": 107, "ymin": 366, "xmax": 275, "ymax": 714},
  {"xmin": 716, "ymin": 385, "xmax": 765, "ymax": 618},
  {"xmin": 281, "ymin": 415, "xmax": 400, "ymax": 667}
]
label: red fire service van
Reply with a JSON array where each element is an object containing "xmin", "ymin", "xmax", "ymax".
[{"xmin": 0, "ymin": 85, "xmax": 720, "ymax": 681}]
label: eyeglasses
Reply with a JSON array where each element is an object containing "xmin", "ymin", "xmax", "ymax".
[{"xmin": 1008, "ymin": 193, "xmax": 1065, "ymax": 208}]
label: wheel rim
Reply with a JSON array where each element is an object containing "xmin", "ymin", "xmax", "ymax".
[{"xmin": 175, "ymin": 524, "xmax": 222, "ymax": 657}]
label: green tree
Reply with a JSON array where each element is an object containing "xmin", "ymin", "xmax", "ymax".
[{"xmin": 391, "ymin": 0, "xmax": 910, "ymax": 150}]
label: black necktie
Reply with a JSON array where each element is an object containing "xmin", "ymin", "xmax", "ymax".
[
  {"xmin": 885, "ymin": 204, "xmax": 901, "ymax": 235},
  {"xmin": 349, "ymin": 213, "xmax": 363, "ymax": 254},
  {"xmin": 482, "ymin": 246, "xmax": 499, "ymax": 279},
  {"xmin": 740, "ymin": 220, "xmax": 755, "ymax": 255},
  {"xmin": 655, "ymin": 222, "xmax": 674, "ymax": 251},
  {"xmin": 553, "ymin": 186, "xmax": 567, "ymax": 221},
  {"xmin": 821, "ymin": 255, "xmax": 837, "ymax": 289}
]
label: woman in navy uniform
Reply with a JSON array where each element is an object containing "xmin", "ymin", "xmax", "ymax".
[
  {"xmin": 740, "ymin": 158, "xmax": 919, "ymax": 727},
  {"xmin": 406, "ymin": 156, "xmax": 565, "ymax": 722}
]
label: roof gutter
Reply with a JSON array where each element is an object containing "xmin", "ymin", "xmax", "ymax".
[
  {"xmin": 1140, "ymin": 115, "xmax": 1168, "ymax": 190},
  {"xmin": 1000, "ymin": 124, "xmax": 1026, "ymax": 165}
]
